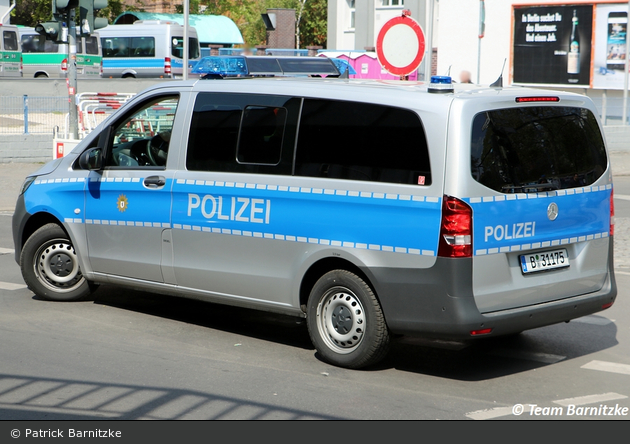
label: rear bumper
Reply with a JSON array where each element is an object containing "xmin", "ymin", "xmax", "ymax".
[{"xmin": 363, "ymin": 238, "xmax": 616, "ymax": 339}]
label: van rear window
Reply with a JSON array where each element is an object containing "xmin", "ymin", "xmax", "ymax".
[{"xmin": 471, "ymin": 107, "xmax": 607, "ymax": 193}]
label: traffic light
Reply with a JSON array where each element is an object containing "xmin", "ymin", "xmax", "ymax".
[
  {"xmin": 53, "ymin": 0, "xmax": 79, "ymax": 17},
  {"xmin": 78, "ymin": 0, "xmax": 109, "ymax": 36},
  {"xmin": 34, "ymin": 21, "xmax": 67, "ymax": 43}
]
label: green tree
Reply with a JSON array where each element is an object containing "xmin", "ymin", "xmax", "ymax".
[
  {"xmin": 300, "ymin": 0, "xmax": 327, "ymax": 48},
  {"xmin": 98, "ymin": 0, "xmax": 127, "ymax": 23},
  {"xmin": 201, "ymin": 0, "xmax": 327, "ymax": 48},
  {"xmin": 11, "ymin": 0, "xmax": 52, "ymax": 27}
]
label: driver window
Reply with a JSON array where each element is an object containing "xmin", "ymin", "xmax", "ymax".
[{"xmin": 106, "ymin": 95, "xmax": 179, "ymax": 168}]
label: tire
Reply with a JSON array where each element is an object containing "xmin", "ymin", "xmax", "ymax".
[
  {"xmin": 306, "ymin": 270, "xmax": 390, "ymax": 369},
  {"xmin": 20, "ymin": 223, "xmax": 93, "ymax": 302}
]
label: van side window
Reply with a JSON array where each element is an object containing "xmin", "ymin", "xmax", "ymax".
[
  {"xmin": 104, "ymin": 95, "xmax": 179, "ymax": 168},
  {"xmin": 131, "ymin": 37, "xmax": 155, "ymax": 57},
  {"xmin": 471, "ymin": 107, "xmax": 608, "ymax": 193},
  {"xmin": 101, "ymin": 37, "xmax": 155, "ymax": 57},
  {"xmin": 186, "ymin": 93, "xmax": 298, "ymax": 175},
  {"xmin": 3, "ymin": 31, "xmax": 18, "ymax": 51},
  {"xmin": 237, "ymin": 106, "xmax": 287, "ymax": 165},
  {"xmin": 294, "ymin": 99, "xmax": 431, "ymax": 185},
  {"xmin": 85, "ymin": 36, "xmax": 100, "ymax": 55}
]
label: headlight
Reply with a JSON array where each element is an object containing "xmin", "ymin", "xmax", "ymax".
[{"xmin": 20, "ymin": 176, "xmax": 37, "ymax": 195}]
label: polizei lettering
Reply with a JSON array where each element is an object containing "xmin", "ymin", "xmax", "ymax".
[
  {"xmin": 187, "ymin": 193, "xmax": 271, "ymax": 224},
  {"xmin": 484, "ymin": 222, "xmax": 536, "ymax": 242}
]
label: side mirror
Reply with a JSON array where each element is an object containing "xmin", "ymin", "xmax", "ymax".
[{"xmin": 79, "ymin": 147, "xmax": 103, "ymax": 171}]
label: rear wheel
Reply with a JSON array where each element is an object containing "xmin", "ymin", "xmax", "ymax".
[
  {"xmin": 20, "ymin": 223, "xmax": 93, "ymax": 301},
  {"xmin": 306, "ymin": 270, "xmax": 390, "ymax": 369}
]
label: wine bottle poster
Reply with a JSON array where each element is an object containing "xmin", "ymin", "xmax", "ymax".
[{"xmin": 513, "ymin": 5, "xmax": 593, "ymax": 86}]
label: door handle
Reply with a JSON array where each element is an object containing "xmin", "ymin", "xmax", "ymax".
[{"xmin": 144, "ymin": 176, "xmax": 166, "ymax": 188}]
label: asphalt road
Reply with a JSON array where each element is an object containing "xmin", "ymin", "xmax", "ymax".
[{"xmin": 0, "ymin": 165, "xmax": 629, "ymax": 420}]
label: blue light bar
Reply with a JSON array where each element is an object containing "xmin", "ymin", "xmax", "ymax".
[
  {"xmin": 191, "ymin": 56, "xmax": 341, "ymax": 78},
  {"xmin": 431, "ymin": 76, "xmax": 452, "ymax": 84},
  {"xmin": 428, "ymin": 75, "xmax": 454, "ymax": 93},
  {"xmin": 191, "ymin": 56, "xmax": 248, "ymax": 77},
  {"xmin": 329, "ymin": 58, "xmax": 357, "ymax": 76}
]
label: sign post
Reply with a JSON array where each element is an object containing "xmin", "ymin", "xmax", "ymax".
[{"xmin": 376, "ymin": 11, "xmax": 426, "ymax": 80}]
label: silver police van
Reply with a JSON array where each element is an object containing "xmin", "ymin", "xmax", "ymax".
[{"xmin": 12, "ymin": 57, "xmax": 616, "ymax": 369}]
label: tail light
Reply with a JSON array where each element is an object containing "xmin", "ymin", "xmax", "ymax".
[
  {"xmin": 100, "ymin": 60, "xmax": 103, "ymax": 76},
  {"xmin": 610, "ymin": 189, "xmax": 615, "ymax": 236},
  {"xmin": 438, "ymin": 196, "xmax": 472, "ymax": 258},
  {"xmin": 164, "ymin": 57, "xmax": 171, "ymax": 75},
  {"xmin": 61, "ymin": 58, "xmax": 68, "ymax": 72}
]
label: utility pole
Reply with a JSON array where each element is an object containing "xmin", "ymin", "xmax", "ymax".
[
  {"xmin": 183, "ymin": 0, "xmax": 189, "ymax": 80},
  {"xmin": 477, "ymin": 0, "xmax": 485, "ymax": 84},
  {"xmin": 68, "ymin": 8, "xmax": 79, "ymax": 139}
]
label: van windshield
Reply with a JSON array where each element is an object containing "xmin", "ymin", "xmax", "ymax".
[
  {"xmin": 171, "ymin": 37, "xmax": 200, "ymax": 59},
  {"xmin": 471, "ymin": 106, "xmax": 607, "ymax": 193}
]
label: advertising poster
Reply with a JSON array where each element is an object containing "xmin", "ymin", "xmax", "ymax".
[
  {"xmin": 592, "ymin": 3, "xmax": 628, "ymax": 89},
  {"xmin": 513, "ymin": 4, "xmax": 593, "ymax": 86}
]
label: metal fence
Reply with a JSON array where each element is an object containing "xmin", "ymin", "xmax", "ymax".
[
  {"xmin": 0, "ymin": 94, "xmax": 136, "ymax": 138},
  {"xmin": 0, "ymin": 96, "xmax": 68, "ymax": 135}
]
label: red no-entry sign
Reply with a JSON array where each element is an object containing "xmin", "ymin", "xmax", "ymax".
[{"xmin": 376, "ymin": 14, "xmax": 426, "ymax": 77}]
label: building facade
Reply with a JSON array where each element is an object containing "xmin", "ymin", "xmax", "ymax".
[
  {"xmin": 122, "ymin": 0, "xmax": 181, "ymax": 14},
  {"xmin": 327, "ymin": 0, "xmax": 429, "ymax": 51}
]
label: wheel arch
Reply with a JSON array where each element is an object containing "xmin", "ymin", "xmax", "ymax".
[
  {"xmin": 20, "ymin": 212, "xmax": 65, "ymax": 254},
  {"xmin": 299, "ymin": 257, "xmax": 379, "ymax": 314}
]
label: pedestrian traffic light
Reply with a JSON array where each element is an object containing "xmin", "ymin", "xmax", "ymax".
[
  {"xmin": 34, "ymin": 21, "xmax": 67, "ymax": 43},
  {"xmin": 78, "ymin": 0, "xmax": 109, "ymax": 36}
]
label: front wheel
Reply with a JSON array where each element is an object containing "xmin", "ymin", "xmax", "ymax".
[
  {"xmin": 306, "ymin": 270, "xmax": 390, "ymax": 369},
  {"xmin": 20, "ymin": 223, "xmax": 93, "ymax": 301}
]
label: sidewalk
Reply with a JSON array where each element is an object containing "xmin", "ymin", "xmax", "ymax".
[{"xmin": 2, "ymin": 151, "xmax": 630, "ymax": 212}]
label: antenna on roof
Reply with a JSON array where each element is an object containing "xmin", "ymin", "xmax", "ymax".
[
  {"xmin": 490, "ymin": 59, "xmax": 506, "ymax": 88},
  {"xmin": 446, "ymin": 65, "xmax": 452, "ymax": 76}
]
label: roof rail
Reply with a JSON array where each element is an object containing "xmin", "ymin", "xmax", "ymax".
[{"xmin": 191, "ymin": 56, "xmax": 342, "ymax": 79}]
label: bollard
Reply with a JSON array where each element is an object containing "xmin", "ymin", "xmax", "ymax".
[{"xmin": 23, "ymin": 95, "xmax": 29, "ymax": 135}]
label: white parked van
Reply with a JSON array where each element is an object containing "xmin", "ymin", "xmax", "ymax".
[
  {"xmin": 13, "ymin": 57, "xmax": 616, "ymax": 369},
  {"xmin": 98, "ymin": 21, "xmax": 200, "ymax": 78},
  {"xmin": 0, "ymin": 23, "xmax": 21, "ymax": 77},
  {"xmin": 19, "ymin": 27, "xmax": 102, "ymax": 79}
]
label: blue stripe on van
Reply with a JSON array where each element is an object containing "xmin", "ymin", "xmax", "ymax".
[
  {"xmin": 171, "ymin": 180, "xmax": 442, "ymax": 256},
  {"xmin": 103, "ymin": 58, "xmax": 165, "ymax": 68},
  {"xmin": 465, "ymin": 185, "xmax": 612, "ymax": 256}
]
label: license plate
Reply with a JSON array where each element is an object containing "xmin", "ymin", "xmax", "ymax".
[{"xmin": 520, "ymin": 248, "xmax": 569, "ymax": 274}]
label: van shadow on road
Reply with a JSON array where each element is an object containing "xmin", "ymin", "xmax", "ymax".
[{"xmin": 79, "ymin": 285, "xmax": 619, "ymax": 382}]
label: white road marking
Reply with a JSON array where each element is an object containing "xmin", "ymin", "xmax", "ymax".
[
  {"xmin": 465, "ymin": 406, "xmax": 513, "ymax": 420},
  {"xmin": 0, "ymin": 247, "xmax": 15, "ymax": 255},
  {"xmin": 581, "ymin": 360, "xmax": 630, "ymax": 376},
  {"xmin": 0, "ymin": 281, "xmax": 27, "ymax": 291},
  {"xmin": 488, "ymin": 349, "xmax": 566, "ymax": 364},
  {"xmin": 614, "ymin": 194, "xmax": 630, "ymax": 201},
  {"xmin": 571, "ymin": 315, "xmax": 614, "ymax": 325},
  {"xmin": 553, "ymin": 392, "xmax": 628, "ymax": 407}
]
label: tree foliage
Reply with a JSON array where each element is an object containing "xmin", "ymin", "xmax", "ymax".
[
  {"xmin": 11, "ymin": 0, "xmax": 52, "ymax": 27},
  {"xmin": 10, "ymin": 0, "xmax": 327, "ymax": 48},
  {"xmin": 196, "ymin": 0, "xmax": 327, "ymax": 48},
  {"xmin": 11, "ymin": 0, "xmax": 135, "ymax": 27}
]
